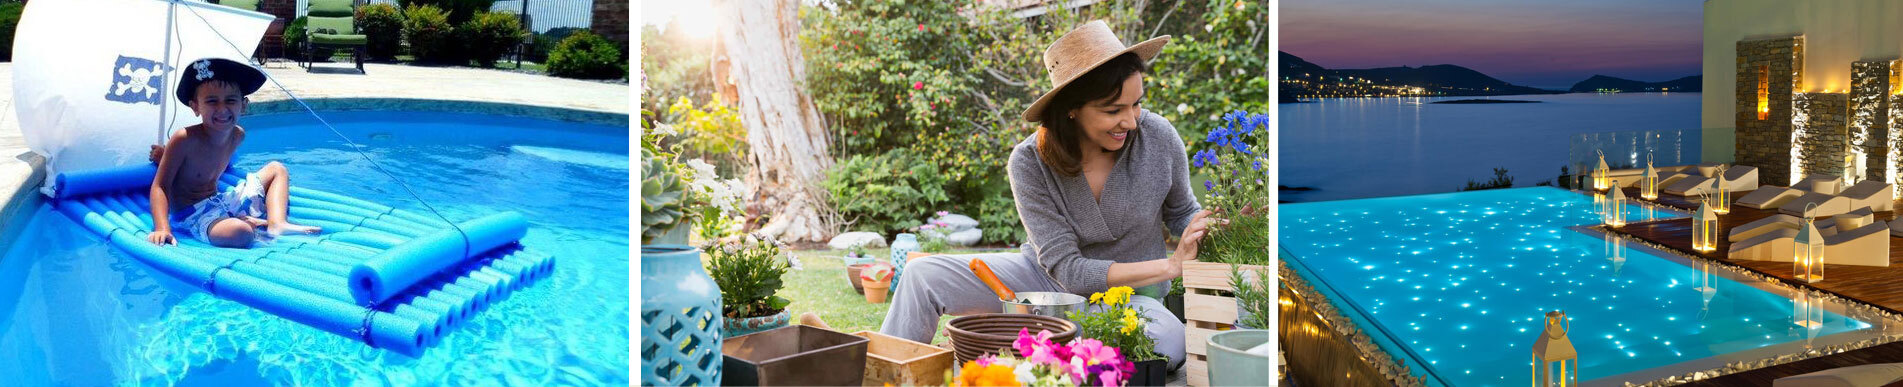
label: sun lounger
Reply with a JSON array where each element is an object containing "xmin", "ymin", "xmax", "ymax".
[
  {"xmin": 1737, "ymin": 186, "xmax": 1805, "ymax": 209},
  {"xmin": 1662, "ymin": 175, "xmax": 1714, "ymax": 196},
  {"xmin": 1779, "ymin": 192, "xmax": 1852, "ymax": 217},
  {"xmin": 1728, "ymin": 214, "xmax": 1801, "ymax": 242},
  {"xmin": 1825, "ymin": 220, "xmax": 1890, "ymax": 267},
  {"xmin": 1720, "ymin": 166, "xmax": 1760, "ymax": 192},
  {"xmin": 1773, "ymin": 362, "xmax": 1903, "ymax": 387},
  {"xmin": 1729, "ymin": 228, "xmax": 1798, "ymax": 262},
  {"xmin": 1794, "ymin": 175, "xmax": 1845, "ymax": 196},
  {"xmin": 1839, "ymin": 180, "xmax": 1896, "ymax": 213}
]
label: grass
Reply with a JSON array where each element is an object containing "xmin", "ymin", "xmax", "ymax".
[{"xmin": 779, "ymin": 247, "xmax": 1013, "ymax": 345}]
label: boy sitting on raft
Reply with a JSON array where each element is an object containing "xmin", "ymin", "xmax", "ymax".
[{"xmin": 146, "ymin": 58, "xmax": 320, "ymax": 247}]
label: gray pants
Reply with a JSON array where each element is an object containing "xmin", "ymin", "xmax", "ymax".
[{"xmin": 878, "ymin": 253, "xmax": 1186, "ymax": 368}]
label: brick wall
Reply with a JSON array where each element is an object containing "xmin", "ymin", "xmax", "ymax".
[
  {"xmin": 261, "ymin": 0, "xmax": 296, "ymax": 21},
  {"xmin": 592, "ymin": 0, "xmax": 628, "ymax": 56},
  {"xmin": 1736, "ymin": 37, "xmax": 1804, "ymax": 185}
]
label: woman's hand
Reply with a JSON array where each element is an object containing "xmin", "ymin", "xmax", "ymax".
[{"xmin": 1172, "ymin": 209, "xmax": 1224, "ymax": 263}]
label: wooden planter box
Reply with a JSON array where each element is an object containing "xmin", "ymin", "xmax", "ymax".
[
  {"xmin": 723, "ymin": 325, "xmax": 870, "ymax": 386},
  {"xmin": 1182, "ymin": 260, "xmax": 1269, "ymax": 387},
  {"xmin": 852, "ymin": 331, "xmax": 954, "ymax": 386}
]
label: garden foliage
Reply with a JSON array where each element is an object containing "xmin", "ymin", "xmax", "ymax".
[
  {"xmin": 355, "ymin": 3, "xmax": 404, "ymax": 60},
  {"xmin": 704, "ymin": 236, "xmax": 793, "ymax": 319},
  {"xmin": 549, "ymin": 30, "xmax": 627, "ymax": 80},
  {"xmin": 401, "ymin": 5, "xmax": 455, "ymax": 63}
]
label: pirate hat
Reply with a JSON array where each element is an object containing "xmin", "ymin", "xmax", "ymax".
[{"xmin": 175, "ymin": 58, "xmax": 265, "ymax": 105}]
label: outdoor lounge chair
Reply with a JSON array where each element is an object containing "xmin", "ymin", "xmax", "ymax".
[
  {"xmin": 1737, "ymin": 186, "xmax": 1805, "ymax": 209},
  {"xmin": 1729, "ymin": 228, "xmax": 1797, "ymax": 262},
  {"xmin": 1728, "ymin": 214, "xmax": 1801, "ymax": 242},
  {"xmin": 301, "ymin": 0, "xmax": 366, "ymax": 73},
  {"xmin": 1722, "ymin": 166, "xmax": 1761, "ymax": 192},
  {"xmin": 1825, "ymin": 220, "xmax": 1889, "ymax": 267},
  {"xmin": 1779, "ymin": 192, "xmax": 1852, "ymax": 217},
  {"xmin": 1793, "ymin": 174, "xmax": 1845, "ymax": 195},
  {"xmin": 1839, "ymin": 180, "xmax": 1896, "ymax": 213},
  {"xmin": 1773, "ymin": 362, "xmax": 1903, "ymax": 387}
]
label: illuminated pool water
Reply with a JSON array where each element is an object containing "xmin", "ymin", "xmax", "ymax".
[{"xmin": 1280, "ymin": 187, "xmax": 1875, "ymax": 386}]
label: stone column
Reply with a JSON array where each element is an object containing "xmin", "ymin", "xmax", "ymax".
[
  {"xmin": 1796, "ymin": 92, "xmax": 1849, "ymax": 178},
  {"xmin": 1735, "ymin": 36, "xmax": 1804, "ymax": 185},
  {"xmin": 1851, "ymin": 60, "xmax": 1894, "ymax": 183}
]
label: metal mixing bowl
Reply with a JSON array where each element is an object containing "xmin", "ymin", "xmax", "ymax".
[{"xmin": 1002, "ymin": 292, "xmax": 1087, "ymax": 318}]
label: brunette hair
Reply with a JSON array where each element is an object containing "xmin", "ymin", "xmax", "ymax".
[{"xmin": 1035, "ymin": 53, "xmax": 1147, "ymax": 176}]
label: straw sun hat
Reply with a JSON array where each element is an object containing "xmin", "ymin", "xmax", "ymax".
[{"xmin": 1020, "ymin": 20, "xmax": 1170, "ymax": 122}]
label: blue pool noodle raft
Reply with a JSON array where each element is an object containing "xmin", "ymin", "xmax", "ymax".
[{"xmin": 49, "ymin": 164, "xmax": 556, "ymax": 357}]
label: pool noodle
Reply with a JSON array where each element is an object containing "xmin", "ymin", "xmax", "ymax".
[{"xmin": 348, "ymin": 212, "xmax": 526, "ymax": 305}]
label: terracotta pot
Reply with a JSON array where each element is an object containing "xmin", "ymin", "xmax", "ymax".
[
  {"xmin": 846, "ymin": 263, "xmax": 870, "ymax": 295},
  {"xmin": 864, "ymin": 280, "xmax": 890, "ymax": 303}
]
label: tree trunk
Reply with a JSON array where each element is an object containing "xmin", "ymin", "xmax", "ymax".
[{"xmin": 714, "ymin": 0, "xmax": 834, "ymax": 243}]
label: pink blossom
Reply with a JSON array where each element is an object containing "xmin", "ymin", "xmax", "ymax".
[
  {"xmin": 917, "ymin": 24, "xmax": 926, "ymax": 32},
  {"xmin": 913, "ymin": 81, "xmax": 925, "ymax": 90},
  {"xmin": 937, "ymin": 211, "xmax": 950, "ymax": 217},
  {"xmin": 921, "ymin": 224, "xmax": 937, "ymax": 231}
]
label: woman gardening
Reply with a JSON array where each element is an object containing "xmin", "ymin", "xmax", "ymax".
[{"xmin": 879, "ymin": 20, "xmax": 1219, "ymax": 369}]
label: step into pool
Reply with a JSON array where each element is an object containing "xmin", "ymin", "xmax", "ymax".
[{"xmin": 1281, "ymin": 187, "xmax": 1898, "ymax": 386}]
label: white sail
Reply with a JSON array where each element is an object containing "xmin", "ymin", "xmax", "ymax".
[{"xmin": 13, "ymin": 0, "xmax": 271, "ymax": 195}]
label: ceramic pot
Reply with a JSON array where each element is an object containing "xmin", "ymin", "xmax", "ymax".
[
  {"xmin": 725, "ymin": 309, "xmax": 792, "ymax": 338},
  {"xmin": 639, "ymin": 245, "xmax": 722, "ymax": 386}
]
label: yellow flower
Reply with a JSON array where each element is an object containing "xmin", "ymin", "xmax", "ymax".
[
  {"xmin": 1120, "ymin": 308, "xmax": 1143, "ymax": 334},
  {"xmin": 1090, "ymin": 292, "xmax": 1104, "ymax": 304},
  {"xmin": 1104, "ymin": 286, "xmax": 1134, "ymax": 306}
]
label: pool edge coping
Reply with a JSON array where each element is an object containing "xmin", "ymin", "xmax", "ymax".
[
  {"xmin": 247, "ymin": 97, "xmax": 631, "ymax": 127},
  {"xmin": 0, "ymin": 150, "xmax": 45, "ymax": 252}
]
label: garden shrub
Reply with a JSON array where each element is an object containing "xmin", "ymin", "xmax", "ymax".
[
  {"xmin": 823, "ymin": 149, "xmax": 951, "ymax": 237},
  {"xmin": 397, "ymin": 0, "xmax": 494, "ymax": 25},
  {"xmin": 402, "ymin": 5, "xmax": 454, "ymax": 63},
  {"xmin": 0, "ymin": 1, "xmax": 21, "ymax": 61},
  {"xmin": 548, "ymin": 30, "xmax": 625, "ymax": 80},
  {"xmin": 459, "ymin": 11, "xmax": 525, "ymax": 67},
  {"xmin": 531, "ymin": 27, "xmax": 584, "ymax": 63},
  {"xmin": 355, "ymin": 3, "xmax": 404, "ymax": 60}
]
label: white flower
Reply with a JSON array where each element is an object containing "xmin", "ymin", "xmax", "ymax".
[
  {"xmin": 1176, "ymin": 103, "xmax": 1191, "ymax": 114},
  {"xmin": 1014, "ymin": 361, "xmax": 1039, "ymax": 384},
  {"xmin": 652, "ymin": 123, "xmax": 679, "ymax": 137},
  {"xmin": 1204, "ymin": 24, "xmax": 1213, "ymax": 33},
  {"xmin": 785, "ymin": 252, "xmax": 803, "ymax": 270}
]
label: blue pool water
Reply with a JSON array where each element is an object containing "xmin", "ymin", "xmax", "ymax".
[
  {"xmin": 0, "ymin": 110, "xmax": 629, "ymax": 385},
  {"xmin": 1280, "ymin": 187, "xmax": 1871, "ymax": 386}
]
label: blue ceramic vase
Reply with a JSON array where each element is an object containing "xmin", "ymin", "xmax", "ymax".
[
  {"xmin": 888, "ymin": 233, "xmax": 919, "ymax": 295},
  {"xmin": 640, "ymin": 245, "xmax": 723, "ymax": 386}
]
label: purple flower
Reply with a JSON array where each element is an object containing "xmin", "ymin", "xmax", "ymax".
[
  {"xmin": 1253, "ymin": 159, "xmax": 1263, "ymax": 170},
  {"xmin": 1204, "ymin": 180, "xmax": 1215, "ymax": 191}
]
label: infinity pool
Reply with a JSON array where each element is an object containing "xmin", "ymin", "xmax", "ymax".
[
  {"xmin": 1280, "ymin": 187, "xmax": 1879, "ymax": 386},
  {"xmin": 0, "ymin": 110, "xmax": 629, "ymax": 385}
]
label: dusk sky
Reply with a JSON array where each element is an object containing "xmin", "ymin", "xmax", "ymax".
[{"xmin": 1281, "ymin": 0, "xmax": 1703, "ymax": 89}]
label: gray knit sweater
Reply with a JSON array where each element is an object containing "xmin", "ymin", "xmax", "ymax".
[{"xmin": 1007, "ymin": 110, "xmax": 1202, "ymax": 295}]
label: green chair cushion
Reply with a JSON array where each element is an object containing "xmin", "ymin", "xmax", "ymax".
[
  {"xmin": 306, "ymin": 0, "xmax": 354, "ymax": 17},
  {"xmin": 307, "ymin": 16, "xmax": 355, "ymax": 35},
  {"xmin": 221, "ymin": 0, "xmax": 261, "ymax": 11},
  {"xmin": 310, "ymin": 33, "xmax": 368, "ymax": 46}
]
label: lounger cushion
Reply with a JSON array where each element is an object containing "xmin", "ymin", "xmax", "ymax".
[
  {"xmin": 1780, "ymin": 193, "xmax": 1851, "ymax": 217},
  {"xmin": 1825, "ymin": 220, "xmax": 1890, "ymax": 267},
  {"xmin": 1729, "ymin": 214, "xmax": 1800, "ymax": 243},
  {"xmin": 1840, "ymin": 180, "xmax": 1896, "ymax": 213},
  {"xmin": 1738, "ymin": 187, "xmax": 1803, "ymax": 209},
  {"xmin": 1663, "ymin": 175, "xmax": 1714, "ymax": 196},
  {"xmin": 1730, "ymin": 228, "xmax": 1798, "ymax": 262},
  {"xmin": 1774, "ymin": 362, "xmax": 1903, "ymax": 387},
  {"xmin": 1795, "ymin": 175, "xmax": 1844, "ymax": 196}
]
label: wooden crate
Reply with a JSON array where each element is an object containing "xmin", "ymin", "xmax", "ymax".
[
  {"xmin": 852, "ymin": 330, "xmax": 954, "ymax": 387},
  {"xmin": 1181, "ymin": 261, "xmax": 1269, "ymax": 387}
]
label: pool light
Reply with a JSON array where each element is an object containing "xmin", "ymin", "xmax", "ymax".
[
  {"xmin": 1794, "ymin": 205, "xmax": 1824, "ymax": 283},
  {"xmin": 1692, "ymin": 197, "xmax": 1718, "ymax": 252},
  {"xmin": 1531, "ymin": 310, "xmax": 1579, "ymax": 386}
]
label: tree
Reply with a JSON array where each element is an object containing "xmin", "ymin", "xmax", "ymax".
[{"xmin": 714, "ymin": 0, "xmax": 834, "ymax": 243}]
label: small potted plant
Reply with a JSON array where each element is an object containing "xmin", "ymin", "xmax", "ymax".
[
  {"xmin": 705, "ymin": 235, "xmax": 793, "ymax": 337},
  {"xmin": 843, "ymin": 243, "xmax": 874, "ymax": 295},
  {"xmin": 1069, "ymin": 286, "xmax": 1168, "ymax": 386},
  {"xmin": 861, "ymin": 262, "xmax": 895, "ymax": 303}
]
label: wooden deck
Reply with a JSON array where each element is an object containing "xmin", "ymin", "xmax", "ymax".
[{"xmin": 1606, "ymin": 186, "xmax": 1903, "ymax": 384}]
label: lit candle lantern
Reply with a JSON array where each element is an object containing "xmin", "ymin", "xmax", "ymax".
[
  {"xmin": 1603, "ymin": 185, "xmax": 1627, "ymax": 228},
  {"xmin": 1593, "ymin": 152, "xmax": 1611, "ymax": 192},
  {"xmin": 1794, "ymin": 290, "xmax": 1823, "ymax": 329},
  {"xmin": 1692, "ymin": 198, "xmax": 1718, "ymax": 252},
  {"xmin": 1794, "ymin": 207, "xmax": 1824, "ymax": 283},
  {"xmin": 1640, "ymin": 160, "xmax": 1658, "ymax": 200},
  {"xmin": 1531, "ymin": 310, "xmax": 1579, "ymax": 387},
  {"xmin": 1711, "ymin": 166, "xmax": 1730, "ymax": 215}
]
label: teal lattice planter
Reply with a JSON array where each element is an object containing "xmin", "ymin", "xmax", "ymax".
[
  {"xmin": 641, "ymin": 244, "xmax": 723, "ymax": 386},
  {"xmin": 888, "ymin": 233, "xmax": 918, "ymax": 296}
]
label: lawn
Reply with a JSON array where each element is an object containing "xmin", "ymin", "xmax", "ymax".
[{"xmin": 780, "ymin": 247, "xmax": 1015, "ymax": 345}]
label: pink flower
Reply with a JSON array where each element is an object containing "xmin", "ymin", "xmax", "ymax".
[
  {"xmin": 921, "ymin": 224, "xmax": 937, "ymax": 231},
  {"xmin": 918, "ymin": 24, "xmax": 926, "ymax": 32},
  {"xmin": 913, "ymin": 81, "xmax": 925, "ymax": 90},
  {"xmin": 937, "ymin": 211, "xmax": 950, "ymax": 217}
]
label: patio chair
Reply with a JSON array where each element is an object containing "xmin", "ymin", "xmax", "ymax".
[
  {"xmin": 1773, "ymin": 362, "xmax": 1903, "ymax": 387},
  {"xmin": 1793, "ymin": 174, "xmax": 1845, "ymax": 195},
  {"xmin": 1737, "ymin": 186, "xmax": 1804, "ymax": 209},
  {"xmin": 301, "ymin": 0, "xmax": 366, "ymax": 73},
  {"xmin": 1839, "ymin": 180, "xmax": 1895, "ymax": 213},
  {"xmin": 218, "ymin": 0, "xmax": 283, "ymax": 66},
  {"xmin": 1729, "ymin": 228, "xmax": 1797, "ymax": 262},
  {"xmin": 1825, "ymin": 220, "xmax": 1889, "ymax": 267},
  {"xmin": 1779, "ymin": 192, "xmax": 1851, "ymax": 217}
]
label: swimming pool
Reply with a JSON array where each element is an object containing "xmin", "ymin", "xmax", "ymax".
[
  {"xmin": 0, "ymin": 110, "xmax": 629, "ymax": 385},
  {"xmin": 1280, "ymin": 187, "xmax": 1890, "ymax": 386}
]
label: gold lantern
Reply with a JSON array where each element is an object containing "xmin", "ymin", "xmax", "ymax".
[
  {"xmin": 1640, "ymin": 159, "xmax": 1658, "ymax": 200},
  {"xmin": 1592, "ymin": 151, "xmax": 1611, "ymax": 192},
  {"xmin": 1531, "ymin": 310, "xmax": 1579, "ymax": 387},
  {"xmin": 1711, "ymin": 166, "xmax": 1730, "ymax": 214},
  {"xmin": 1603, "ymin": 185, "xmax": 1627, "ymax": 228},
  {"xmin": 1794, "ymin": 205, "xmax": 1824, "ymax": 283},
  {"xmin": 1692, "ymin": 198, "xmax": 1718, "ymax": 252}
]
